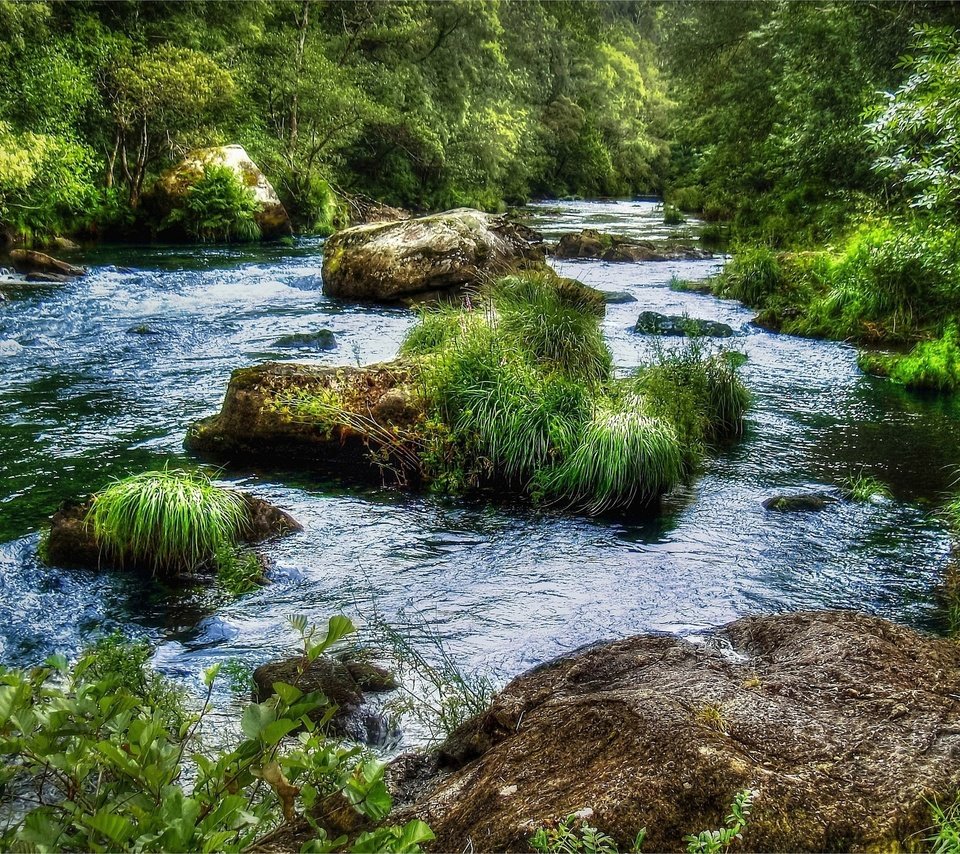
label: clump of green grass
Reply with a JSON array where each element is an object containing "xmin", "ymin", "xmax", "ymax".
[
  {"xmin": 535, "ymin": 399, "xmax": 683, "ymax": 513},
  {"xmin": 931, "ymin": 794, "xmax": 960, "ymax": 853},
  {"xmin": 839, "ymin": 471, "xmax": 891, "ymax": 503},
  {"xmin": 634, "ymin": 341, "xmax": 749, "ymax": 466},
  {"xmin": 714, "ymin": 246, "xmax": 783, "ymax": 307},
  {"xmin": 87, "ymin": 468, "xmax": 247, "ymax": 576},
  {"xmin": 663, "ymin": 204, "xmax": 686, "ymax": 225},
  {"xmin": 216, "ymin": 543, "xmax": 266, "ymax": 595}
]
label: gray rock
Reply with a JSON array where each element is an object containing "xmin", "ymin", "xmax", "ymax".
[{"xmin": 634, "ymin": 311, "xmax": 734, "ymax": 337}]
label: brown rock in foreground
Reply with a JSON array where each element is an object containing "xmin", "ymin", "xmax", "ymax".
[{"xmin": 390, "ymin": 610, "xmax": 960, "ymax": 852}]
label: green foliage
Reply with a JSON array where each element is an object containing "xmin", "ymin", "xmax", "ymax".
[
  {"xmin": 535, "ymin": 400, "xmax": 683, "ymax": 514},
  {"xmin": 529, "ymin": 790, "xmax": 755, "ymax": 854},
  {"xmin": 635, "ymin": 341, "xmax": 750, "ymax": 464},
  {"xmin": 165, "ymin": 164, "xmax": 261, "ymax": 243},
  {"xmin": 859, "ymin": 324, "xmax": 960, "ymax": 394},
  {"xmin": 87, "ymin": 468, "xmax": 247, "ymax": 576},
  {"xmin": 531, "ymin": 814, "xmax": 646, "ymax": 854},
  {"xmin": 663, "ymin": 204, "xmax": 686, "ymax": 225},
  {"xmin": 683, "ymin": 789, "xmax": 755, "ymax": 854},
  {"xmin": 714, "ymin": 247, "xmax": 784, "ymax": 308},
  {"xmin": 931, "ymin": 794, "xmax": 960, "ymax": 853},
  {"xmin": 0, "ymin": 617, "xmax": 433, "ymax": 852},
  {"xmin": 869, "ymin": 26, "xmax": 960, "ymax": 216},
  {"xmin": 216, "ymin": 544, "xmax": 266, "ymax": 596}
]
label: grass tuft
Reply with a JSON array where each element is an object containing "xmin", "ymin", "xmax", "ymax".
[
  {"xmin": 87, "ymin": 468, "xmax": 246, "ymax": 576},
  {"xmin": 839, "ymin": 471, "xmax": 891, "ymax": 503}
]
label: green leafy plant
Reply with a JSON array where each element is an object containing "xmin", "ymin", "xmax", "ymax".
[
  {"xmin": 166, "ymin": 163, "xmax": 261, "ymax": 243},
  {"xmin": 531, "ymin": 813, "xmax": 646, "ymax": 854},
  {"xmin": 87, "ymin": 468, "xmax": 247, "ymax": 576},
  {"xmin": 0, "ymin": 617, "xmax": 433, "ymax": 852},
  {"xmin": 930, "ymin": 792, "xmax": 960, "ymax": 852},
  {"xmin": 684, "ymin": 789, "xmax": 755, "ymax": 854}
]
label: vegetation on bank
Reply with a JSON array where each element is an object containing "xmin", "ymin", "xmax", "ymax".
[
  {"xmin": 0, "ymin": 1, "xmax": 669, "ymax": 242},
  {"xmin": 0, "ymin": 618, "xmax": 434, "ymax": 852},
  {"xmin": 273, "ymin": 272, "xmax": 748, "ymax": 514}
]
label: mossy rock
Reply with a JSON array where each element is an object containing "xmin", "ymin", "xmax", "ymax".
[
  {"xmin": 762, "ymin": 492, "xmax": 836, "ymax": 512},
  {"xmin": 552, "ymin": 229, "xmax": 714, "ymax": 263},
  {"xmin": 634, "ymin": 311, "xmax": 734, "ymax": 338},
  {"xmin": 321, "ymin": 208, "xmax": 545, "ymax": 302},
  {"xmin": 390, "ymin": 610, "xmax": 960, "ymax": 852},
  {"xmin": 271, "ymin": 329, "xmax": 338, "ymax": 351}
]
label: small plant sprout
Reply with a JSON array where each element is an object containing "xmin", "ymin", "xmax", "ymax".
[{"xmin": 695, "ymin": 702, "xmax": 730, "ymax": 735}]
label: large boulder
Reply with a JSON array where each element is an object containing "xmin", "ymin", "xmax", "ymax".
[
  {"xmin": 45, "ymin": 492, "xmax": 301, "ymax": 572},
  {"xmin": 185, "ymin": 361, "xmax": 423, "ymax": 480},
  {"xmin": 553, "ymin": 229, "xmax": 713, "ymax": 263},
  {"xmin": 151, "ymin": 144, "xmax": 292, "ymax": 240},
  {"xmin": 9, "ymin": 249, "xmax": 85, "ymax": 278},
  {"xmin": 390, "ymin": 610, "xmax": 960, "ymax": 852},
  {"xmin": 321, "ymin": 209, "xmax": 544, "ymax": 301}
]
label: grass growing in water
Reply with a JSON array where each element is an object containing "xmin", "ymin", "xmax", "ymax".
[
  {"xmin": 839, "ymin": 471, "xmax": 891, "ymax": 503},
  {"xmin": 859, "ymin": 324, "xmax": 960, "ymax": 393},
  {"xmin": 284, "ymin": 272, "xmax": 749, "ymax": 514},
  {"xmin": 88, "ymin": 468, "xmax": 246, "ymax": 576}
]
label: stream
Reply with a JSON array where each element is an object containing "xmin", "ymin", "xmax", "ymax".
[{"xmin": 1, "ymin": 199, "xmax": 958, "ymax": 746}]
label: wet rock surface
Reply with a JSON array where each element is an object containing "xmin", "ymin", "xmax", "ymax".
[
  {"xmin": 252, "ymin": 653, "xmax": 398, "ymax": 745},
  {"xmin": 321, "ymin": 208, "xmax": 544, "ymax": 301},
  {"xmin": 9, "ymin": 249, "xmax": 85, "ymax": 278},
  {"xmin": 271, "ymin": 329, "xmax": 337, "ymax": 350},
  {"xmin": 762, "ymin": 492, "xmax": 837, "ymax": 512},
  {"xmin": 388, "ymin": 610, "xmax": 960, "ymax": 852}
]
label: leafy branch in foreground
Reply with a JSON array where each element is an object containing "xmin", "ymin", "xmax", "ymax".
[{"xmin": 0, "ymin": 617, "xmax": 433, "ymax": 853}]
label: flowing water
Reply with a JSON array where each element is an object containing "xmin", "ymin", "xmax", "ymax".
[{"xmin": 1, "ymin": 199, "xmax": 959, "ymax": 743}]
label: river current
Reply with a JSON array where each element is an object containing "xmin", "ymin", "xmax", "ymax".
[{"xmin": 1, "ymin": 200, "xmax": 958, "ymax": 739}]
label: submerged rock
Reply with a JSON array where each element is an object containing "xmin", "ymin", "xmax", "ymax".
[
  {"xmin": 185, "ymin": 360, "xmax": 422, "ymax": 479},
  {"xmin": 150, "ymin": 144, "xmax": 293, "ymax": 240},
  {"xmin": 25, "ymin": 272, "xmax": 75, "ymax": 283},
  {"xmin": 390, "ymin": 610, "xmax": 960, "ymax": 852},
  {"xmin": 634, "ymin": 311, "xmax": 734, "ymax": 338},
  {"xmin": 321, "ymin": 208, "xmax": 544, "ymax": 302},
  {"xmin": 762, "ymin": 492, "xmax": 837, "ymax": 512},
  {"xmin": 44, "ymin": 491, "xmax": 301, "ymax": 572},
  {"xmin": 9, "ymin": 249, "xmax": 85, "ymax": 278},
  {"xmin": 253, "ymin": 653, "xmax": 398, "ymax": 745},
  {"xmin": 553, "ymin": 229, "xmax": 713, "ymax": 263},
  {"xmin": 271, "ymin": 329, "xmax": 337, "ymax": 350},
  {"xmin": 602, "ymin": 290, "xmax": 638, "ymax": 304}
]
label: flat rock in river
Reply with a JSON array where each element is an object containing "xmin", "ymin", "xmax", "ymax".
[
  {"xmin": 389, "ymin": 610, "xmax": 960, "ymax": 852},
  {"xmin": 634, "ymin": 311, "xmax": 734, "ymax": 337},
  {"xmin": 553, "ymin": 229, "xmax": 713, "ymax": 262},
  {"xmin": 321, "ymin": 208, "xmax": 544, "ymax": 301},
  {"xmin": 9, "ymin": 249, "xmax": 85, "ymax": 278}
]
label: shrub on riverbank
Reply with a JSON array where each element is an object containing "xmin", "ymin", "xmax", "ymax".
[
  {"xmin": 162, "ymin": 164, "xmax": 262, "ymax": 243},
  {"xmin": 0, "ymin": 617, "xmax": 433, "ymax": 852}
]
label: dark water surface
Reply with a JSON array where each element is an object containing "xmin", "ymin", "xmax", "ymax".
[{"xmin": 1, "ymin": 200, "xmax": 958, "ymax": 737}]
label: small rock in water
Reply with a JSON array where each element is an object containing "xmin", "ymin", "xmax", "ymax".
[
  {"xmin": 127, "ymin": 324, "xmax": 161, "ymax": 336},
  {"xmin": 634, "ymin": 311, "xmax": 734, "ymax": 337},
  {"xmin": 271, "ymin": 329, "xmax": 337, "ymax": 350},
  {"xmin": 602, "ymin": 290, "xmax": 638, "ymax": 304},
  {"xmin": 25, "ymin": 272, "xmax": 74, "ymax": 284},
  {"xmin": 762, "ymin": 492, "xmax": 836, "ymax": 512}
]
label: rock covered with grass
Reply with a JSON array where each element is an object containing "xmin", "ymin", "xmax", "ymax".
[
  {"xmin": 187, "ymin": 271, "xmax": 748, "ymax": 515},
  {"xmin": 320, "ymin": 208, "xmax": 544, "ymax": 301},
  {"xmin": 44, "ymin": 469, "xmax": 301, "ymax": 583},
  {"xmin": 390, "ymin": 610, "xmax": 960, "ymax": 852},
  {"xmin": 633, "ymin": 311, "xmax": 735, "ymax": 338}
]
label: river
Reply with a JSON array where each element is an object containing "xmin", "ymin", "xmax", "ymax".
[{"xmin": 1, "ymin": 199, "xmax": 958, "ymax": 744}]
